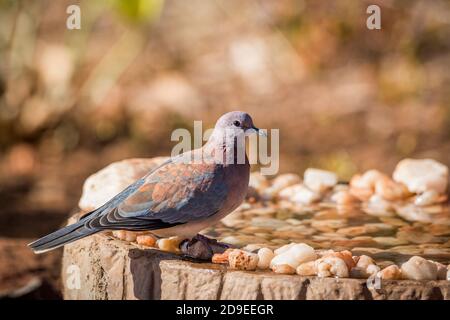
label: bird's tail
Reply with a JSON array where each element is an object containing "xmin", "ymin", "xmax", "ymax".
[{"xmin": 28, "ymin": 219, "xmax": 97, "ymax": 253}]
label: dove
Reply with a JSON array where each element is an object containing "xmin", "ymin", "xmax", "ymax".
[{"xmin": 29, "ymin": 111, "xmax": 266, "ymax": 259}]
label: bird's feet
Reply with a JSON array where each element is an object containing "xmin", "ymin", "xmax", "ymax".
[{"xmin": 179, "ymin": 234, "xmax": 233, "ymax": 261}]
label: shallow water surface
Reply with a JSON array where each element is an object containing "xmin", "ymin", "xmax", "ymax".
[{"xmin": 202, "ymin": 200, "xmax": 450, "ymax": 265}]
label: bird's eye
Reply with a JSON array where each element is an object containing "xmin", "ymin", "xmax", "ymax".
[{"xmin": 233, "ymin": 120, "xmax": 241, "ymax": 127}]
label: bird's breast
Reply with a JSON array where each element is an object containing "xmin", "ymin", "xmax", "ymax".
[{"xmin": 221, "ymin": 162, "xmax": 250, "ymax": 212}]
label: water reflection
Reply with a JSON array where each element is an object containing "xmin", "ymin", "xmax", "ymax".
[{"xmin": 203, "ymin": 200, "xmax": 450, "ymax": 265}]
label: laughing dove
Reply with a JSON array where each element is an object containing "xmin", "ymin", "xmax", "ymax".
[{"xmin": 29, "ymin": 111, "xmax": 265, "ymax": 255}]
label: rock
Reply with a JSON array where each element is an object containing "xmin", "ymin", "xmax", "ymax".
[
  {"xmin": 228, "ymin": 249, "xmax": 259, "ymax": 271},
  {"xmin": 278, "ymin": 184, "xmax": 300, "ymax": 199},
  {"xmin": 245, "ymin": 186, "xmax": 259, "ymax": 202},
  {"xmin": 374, "ymin": 260, "xmax": 395, "ymax": 270},
  {"xmin": 355, "ymin": 255, "xmax": 375, "ymax": 268},
  {"xmin": 136, "ymin": 234, "xmax": 157, "ymax": 247},
  {"xmin": 373, "ymin": 237, "xmax": 408, "ymax": 247},
  {"xmin": 311, "ymin": 219, "xmax": 347, "ymax": 232},
  {"xmin": 333, "ymin": 184, "xmax": 350, "ymax": 192},
  {"xmin": 331, "ymin": 237, "xmax": 378, "ymax": 248},
  {"xmin": 112, "ymin": 230, "xmax": 138, "ymax": 242},
  {"xmin": 377, "ymin": 265, "xmax": 402, "ymax": 280},
  {"xmin": 157, "ymin": 236, "xmax": 182, "ymax": 253},
  {"xmin": 315, "ymin": 256, "xmax": 349, "ymax": 278},
  {"xmin": 351, "ymin": 170, "xmax": 388, "ymax": 189},
  {"xmin": 161, "ymin": 261, "xmax": 225, "ymax": 300},
  {"xmin": 79, "ymin": 157, "xmax": 169, "ymax": 211},
  {"xmin": 242, "ymin": 207, "xmax": 276, "ymax": 217},
  {"xmin": 306, "ymin": 278, "xmax": 368, "ymax": 299},
  {"xmin": 271, "ymin": 264, "xmax": 296, "ymax": 274},
  {"xmin": 250, "ymin": 217, "xmax": 287, "ymax": 229},
  {"xmin": 395, "ymin": 204, "xmax": 435, "ymax": 223},
  {"xmin": 219, "ymin": 235, "xmax": 266, "ymax": 247},
  {"xmin": 337, "ymin": 223, "xmax": 395, "ymax": 237},
  {"xmin": 401, "ymin": 256, "xmax": 438, "ymax": 280},
  {"xmin": 432, "ymin": 261, "xmax": 448, "ymax": 280},
  {"xmin": 274, "ymin": 243, "xmax": 296, "ymax": 255},
  {"xmin": 220, "ymin": 215, "xmax": 246, "ymax": 228},
  {"xmin": 270, "ymin": 243, "xmax": 317, "ymax": 269},
  {"xmin": 349, "ymin": 187, "xmax": 374, "ymax": 202},
  {"xmin": 323, "ymin": 250, "xmax": 355, "ymax": 270},
  {"xmin": 61, "ymin": 226, "xmax": 450, "ymax": 300},
  {"xmin": 262, "ymin": 173, "xmax": 301, "ymax": 199},
  {"xmin": 364, "ymin": 194, "xmax": 395, "ymax": 217},
  {"xmin": 397, "ymin": 226, "xmax": 446, "ymax": 244},
  {"xmin": 330, "ymin": 190, "xmax": 360, "ymax": 206},
  {"xmin": 248, "ymin": 171, "xmax": 270, "ymax": 191},
  {"xmin": 366, "ymin": 264, "xmax": 381, "ymax": 276},
  {"xmin": 349, "ymin": 170, "xmax": 387, "ymax": 201},
  {"xmin": 379, "ymin": 217, "xmax": 409, "ymax": 227},
  {"xmin": 257, "ymin": 248, "xmax": 274, "ymax": 270},
  {"xmin": 63, "ymin": 232, "xmax": 173, "ymax": 299},
  {"xmin": 274, "ymin": 225, "xmax": 316, "ymax": 237},
  {"xmin": 389, "ymin": 245, "xmax": 424, "ymax": 255},
  {"xmin": 280, "ymin": 184, "xmax": 321, "ymax": 205},
  {"xmin": 350, "ymin": 255, "xmax": 379, "ymax": 278},
  {"xmin": 241, "ymin": 243, "xmax": 268, "ymax": 252},
  {"xmin": 212, "ymin": 250, "xmax": 231, "ymax": 264},
  {"xmin": 393, "ymin": 159, "xmax": 448, "ymax": 194},
  {"xmin": 429, "ymin": 224, "xmax": 450, "ymax": 236},
  {"xmin": 248, "ymin": 172, "xmax": 269, "ymax": 200},
  {"xmin": 296, "ymin": 261, "xmax": 317, "ymax": 276},
  {"xmin": 414, "ymin": 190, "xmax": 442, "ymax": 206},
  {"xmin": 374, "ymin": 178, "xmax": 410, "ymax": 201},
  {"xmin": 303, "ymin": 168, "xmax": 338, "ymax": 193}
]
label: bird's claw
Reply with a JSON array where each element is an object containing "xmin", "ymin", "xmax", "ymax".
[{"xmin": 179, "ymin": 234, "xmax": 233, "ymax": 261}]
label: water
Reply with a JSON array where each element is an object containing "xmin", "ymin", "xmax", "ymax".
[{"xmin": 203, "ymin": 200, "xmax": 450, "ymax": 265}]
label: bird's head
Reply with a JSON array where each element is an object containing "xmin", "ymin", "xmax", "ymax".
[{"xmin": 213, "ymin": 111, "xmax": 266, "ymax": 138}]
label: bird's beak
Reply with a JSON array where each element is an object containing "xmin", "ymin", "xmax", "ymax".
[{"xmin": 246, "ymin": 125, "xmax": 267, "ymax": 137}]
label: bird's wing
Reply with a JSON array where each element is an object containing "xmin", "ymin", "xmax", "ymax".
[{"xmin": 83, "ymin": 159, "xmax": 229, "ymax": 231}]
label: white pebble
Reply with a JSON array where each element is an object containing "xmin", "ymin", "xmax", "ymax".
[
  {"xmin": 304, "ymin": 168, "xmax": 338, "ymax": 193},
  {"xmin": 249, "ymin": 172, "xmax": 270, "ymax": 191},
  {"xmin": 271, "ymin": 243, "xmax": 317, "ymax": 269},
  {"xmin": 350, "ymin": 255, "xmax": 380, "ymax": 278},
  {"xmin": 262, "ymin": 173, "xmax": 301, "ymax": 199},
  {"xmin": 356, "ymin": 255, "xmax": 376, "ymax": 269},
  {"xmin": 257, "ymin": 248, "xmax": 274, "ymax": 270},
  {"xmin": 315, "ymin": 256, "xmax": 349, "ymax": 278},
  {"xmin": 79, "ymin": 157, "xmax": 168, "ymax": 210},
  {"xmin": 374, "ymin": 178, "xmax": 409, "ymax": 201},
  {"xmin": 272, "ymin": 264, "xmax": 296, "ymax": 274},
  {"xmin": 414, "ymin": 190, "xmax": 440, "ymax": 206},
  {"xmin": 296, "ymin": 261, "xmax": 317, "ymax": 276},
  {"xmin": 288, "ymin": 184, "xmax": 321, "ymax": 205},
  {"xmin": 274, "ymin": 243, "xmax": 296, "ymax": 256},
  {"xmin": 400, "ymin": 256, "xmax": 438, "ymax": 280},
  {"xmin": 431, "ymin": 261, "xmax": 448, "ymax": 280},
  {"xmin": 366, "ymin": 264, "xmax": 381, "ymax": 276},
  {"xmin": 393, "ymin": 158, "xmax": 448, "ymax": 194},
  {"xmin": 367, "ymin": 194, "xmax": 394, "ymax": 210},
  {"xmin": 350, "ymin": 170, "xmax": 387, "ymax": 190},
  {"xmin": 331, "ymin": 190, "xmax": 359, "ymax": 206}
]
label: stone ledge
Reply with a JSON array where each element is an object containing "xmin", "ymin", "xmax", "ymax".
[{"xmin": 62, "ymin": 232, "xmax": 450, "ymax": 300}]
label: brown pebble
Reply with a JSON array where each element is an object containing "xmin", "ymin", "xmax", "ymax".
[{"xmin": 136, "ymin": 234, "xmax": 157, "ymax": 247}]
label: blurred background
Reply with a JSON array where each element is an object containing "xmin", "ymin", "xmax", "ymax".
[{"xmin": 0, "ymin": 0, "xmax": 449, "ymax": 299}]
